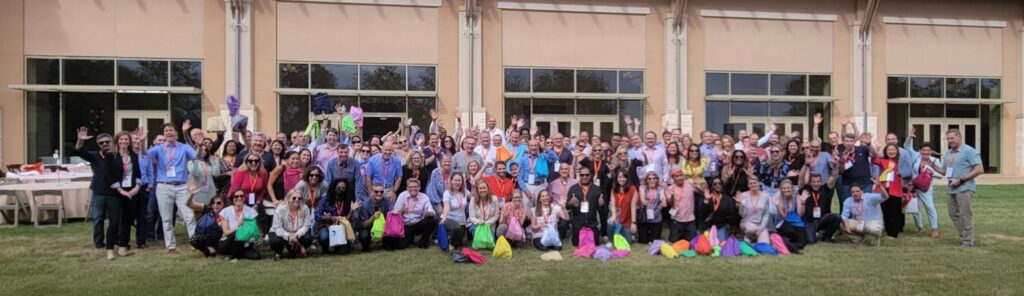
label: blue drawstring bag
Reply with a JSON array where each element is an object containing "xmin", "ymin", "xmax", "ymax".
[
  {"xmin": 437, "ymin": 222, "xmax": 450, "ymax": 251},
  {"xmin": 196, "ymin": 212, "xmax": 218, "ymax": 234},
  {"xmin": 754, "ymin": 242, "xmax": 778, "ymax": 256},
  {"xmin": 311, "ymin": 92, "xmax": 333, "ymax": 115}
]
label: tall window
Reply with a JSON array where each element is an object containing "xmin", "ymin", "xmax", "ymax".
[{"xmin": 503, "ymin": 67, "xmax": 645, "ymax": 94}]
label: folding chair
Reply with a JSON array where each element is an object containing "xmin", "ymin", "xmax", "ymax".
[
  {"xmin": 30, "ymin": 189, "xmax": 64, "ymax": 228},
  {"xmin": 0, "ymin": 189, "xmax": 21, "ymax": 227}
]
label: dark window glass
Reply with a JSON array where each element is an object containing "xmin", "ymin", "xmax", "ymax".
[
  {"xmin": 505, "ymin": 98, "xmax": 532, "ymax": 126},
  {"xmin": 576, "ymin": 70, "xmax": 616, "ymax": 93},
  {"xmin": 807, "ymin": 102, "xmax": 831, "ymax": 139},
  {"xmin": 170, "ymin": 61, "xmax": 202, "ymax": 88},
  {"xmin": 26, "ymin": 92, "xmax": 61, "ymax": 162},
  {"xmin": 329, "ymin": 96, "xmax": 359, "ymax": 110},
  {"xmin": 532, "ymin": 99, "xmax": 573, "ymax": 114},
  {"xmin": 619, "ymin": 100, "xmax": 644, "ymax": 135},
  {"xmin": 730, "ymin": 102, "xmax": 769, "ymax": 116},
  {"xmin": 945, "ymin": 78, "xmax": 978, "ymax": 99},
  {"xmin": 279, "ymin": 63, "xmax": 309, "ymax": 88},
  {"xmin": 360, "ymin": 97, "xmax": 406, "ymax": 113},
  {"xmin": 117, "ymin": 93, "xmax": 168, "ymax": 110},
  {"xmin": 310, "ymin": 64, "xmax": 358, "ymax": 90},
  {"xmin": 360, "ymin": 65, "xmax": 406, "ymax": 91},
  {"xmin": 980, "ymin": 79, "xmax": 1000, "ymax": 99},
  {"xmin": 808, "ymin": 75, "xmax": 831, "ymax": 96},
  {"xmin": 408, "ymin": 97, "xmax": 436, "ymax": 130},
  {"xmin": 26, "ymin": 58, "xmax": 60, "ymax": 85},
  {"xmin": 63, "ymin": 93, "xmax": 114, "ymax": 151},
  {"xmin": 63, "ymin": 59, "xmax": 114, "ymax": 85},
  {"xmin": 407, "ymin": 66, "xmax": 436, "ymax": 91},
  {"xmin": 279, "ymin": 95, "xmax": 310, "ymax": 136},
  {"xmin": 887, "ymin": 103, "xmax": 908, "ymax": 144},
  {"xmin": 730, "ymin": 73, "xmax": 768, "ymax": 95},
  {"xmin": 171, "ymin": 94, "xmax": 203, "ymax": 129},
  {"xmin": 576, "ymin": 99, "xmax": 616, "ymax": 115},
  {"xmin": 770, "ymin": 74, "xmax": 806, "ymax": 96},
  {"xmin": 909, "ymin": 104, "xmax": 944, "ymax": 118},
  {"xmin": 946, "ymin": 104, "xmax": 979, "ymax": 118},
  {"xmin": 504, "ymin": 68, "xmax": 531, "ymax": 92},
  {"xmin": 619, "ymin": 71, "xmax": 644, "ymax": 94},
  {"xmin": 981, "ymin": 105, "xmax": 1000, "ymax": 173},
  {"xmin": 910, "ymin": 77, "xmax": 942, "ymax": 98},
  {"xmin": 532, "ymin": 69, "xmax": 574, "ymax": 93},
  {"xmin": 705, "ymin": 73, "xmax": 729, "ymax": 95},
  {"xmin": 706, "ymin": 101, "xmax": 729, "ymax": 136},
  {"xmin": 887, "ymin": 77, "xmax": 908, "ymax": 98},
  {"xmin": 770, "ymin": 102, "xmax": 807, "ymax": 116},
  {"xmin": 117, "ymin": 60, "xmax": 168, "ymax": 86}
]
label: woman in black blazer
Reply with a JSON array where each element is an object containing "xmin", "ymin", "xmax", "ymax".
[{"xmin": 106, "ymin": 131, "xmax": 142, "ymax": 257}]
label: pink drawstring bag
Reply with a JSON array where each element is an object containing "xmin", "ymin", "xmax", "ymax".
[
  {"xmin": 573, "ymin": 244, "xmax": 596, "ymax": 258},
  {"xmin": 348, "ymin": 106, "xmax": 364, "ymax": 128},
  {"xmin": 383, "ymin": 212, "xmax": 405, "ymax": 238},
  {"xmin": 611, "ymin": 249, "xmax": 630, "ymax": 257},
  {"xmin": 505, "ymin": 216, "xmax": 526, "ymax": 242},
  {"xmin": 578, "ymin": 227, "xmax": 595, "ymax": 247},
  {"xmin": 770, "ymin": 233, "xmax": 791, "ymax": 255},
  {"xmin": 710, "ymin": 225, "xmax": 720, "ymax": 246}
]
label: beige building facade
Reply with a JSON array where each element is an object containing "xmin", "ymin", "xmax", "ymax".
[{"xmin": 2, "ymin": 0, "xmax": 1022, "ymax": 176}]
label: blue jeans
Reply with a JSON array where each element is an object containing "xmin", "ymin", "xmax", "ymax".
[
  {"xmin": 605, "ymin": 222, "xmax": 633, "ymax": 244},
  {"xmin": 913, "ymin": 187, "xmax": 940, "ymax": 230},
  {"xmin": 91, "ymin": 193, "xmax": 123, "ymax": 250},
  {"xmin": 145, "ymin": 185, "xmax": 163, "ymax": 242}
]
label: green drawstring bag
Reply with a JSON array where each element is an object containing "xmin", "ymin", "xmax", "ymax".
[
  {"xmin": 303, "ymin": 121, "xmax": 321, "ymax": 141},
  {"xmin": 739, "ymin": 241, "xmax": 758, "ymax": 257},
  {"xmin": 370, "ymin": 212, "xmax": 386, "ymax": 239},
  {"xmin": 340, "ymin": 115, "xmax": 357, "ymax": 136},
  {"xmin": 711, "ymin": 245, "xmax": 722, "ymax": 257},
  {"xmin": 235, "ymin": 218, "xmax": 259, "ymax": 242},
  {"xmin": 613, "ymin": 234, "xmax": 630, "ymax": 251},
  {"xmin": 472, "ymin": 224, "xmax": 495, "ymax": 250},
  {"xmin": 680, "ymin": 250, "xmax": 697, "ymax": 258}
]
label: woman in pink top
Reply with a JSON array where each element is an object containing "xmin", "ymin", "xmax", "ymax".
[
  {"xmin": 230, "ymin": 153, "xmax": 270, "ymax": 233},
  {"xmin": 267, "ymin": 151, "xmax": 303, "ymax": 203}
]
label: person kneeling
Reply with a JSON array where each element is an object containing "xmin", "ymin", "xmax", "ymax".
[
  {"xmin": 386, "ymin": 179, "xmax": 436, "ymax": 250},
  {"xmin": 269, "ymin": 191, "xmax": 313, "ymax": 260},
  {"xmin": 841, "ymin": 180, "xmax": 889, "ymax": 246},
  {"xmin": 219, "ymin": 190, "xmax": 260, "ymax": 260}
]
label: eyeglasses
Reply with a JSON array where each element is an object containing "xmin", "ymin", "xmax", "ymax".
[
  {"xmin": 646, "ymin": 177, "xmax": 659, "ymax": 180},
  {"xmin": 290, "ymin": 196, "xmax": 301, "ymax": 200},
  {"xmin": 689, "ymin": 149, "xmax": 699, "ymax": 152},
  {"xmin": 770, "ymin": 150, "xmax": 781, "ymax": 153},
  {"xmin": 309, "ymin": 174, "xmax": 321, "ymax": 178},
  {"xmin": 246, "ymin": 159, "xmax": 260, "ymax": 164},
  {"xmin": 361, "ymin": 149, "xmax": 371, "ymax": 153}
]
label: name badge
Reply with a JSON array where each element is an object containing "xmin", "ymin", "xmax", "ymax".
[
  {"xmin": 554, "ymin": 162, "xmax": 560, "ymax": 172},
  {"xmin": 945, "ymin": 168, "xmax": 953, "ymax": 178},
  {"xmin": 884, "ymin": 172, "xmax": 894, "ymax": 182},
  {"xmin": 844, "ymin": 161, "xmax": 853, "ymax": 170},
  {"xmin": 248, "ymin": 193, "xmax": 256, "ymax": 205},
  {"xmin": 528, "ymin": 174, "xmax": 536, "ymax": 184},
  {"xmin": 669, "ymin": 208, "xmax": 678, "ymax": 217},
  {"xmin": 580, "ymin": 201, "xmax": 589, "ymax": 213},
  {"xmin": 813, "ymin": 207, "xmax": 821, "ymax": 218},
  {"xmin": 646, "ymin": 208, "xmax": 655, "ymax": 220},
  {"xmin": 166, "ymin": 167, "xmax": 176, "ymax": 178},
  {"xmin": 594, "ymin": 178, "xmax": 601, "ymax": 187},
  {"xmin": 498, "ymin": 199, "xmax": 506, "ymax": 209},
  {"xmin": 855, "ymin": 220, "xmax": 865, "ymax": 232},
  {"xmin": 121, "ymin": 175, "xmax": 132, "ymax": 188}
]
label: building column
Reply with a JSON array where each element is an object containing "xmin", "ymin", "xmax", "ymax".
[
  {"xmin": 220, "ymin": 0, "xmax": 255, "ymax": 132},
  {"xmin": 852, "ymin": 24, "xmax": 878, "ymax": 137},
  {"xmin": 665, "ymin": 16, "xmax": 692, "ymax": 136},
  {"xmin": 459, "ymin": 6, "xmax": 485, "ymax": 129},
  {"xmin": 1016, "ymin": 27, "xmax": 1024, "ymax": 175}
]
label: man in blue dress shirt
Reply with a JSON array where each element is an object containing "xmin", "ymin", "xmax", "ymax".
[{"xmin": 146, "ymin": 123, "xmax": 198, "ymax": 254}]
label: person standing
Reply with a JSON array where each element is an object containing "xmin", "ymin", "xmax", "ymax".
[
  {"xmin": 943, "ymin": 129, "xmax": 983, "ymax": 247},
  {"xmin": 364, "ymin": 141, "xmax": 403, "ymax": 203},
  {"xmin": 69, "ymin": 127, "xmax": 119, "ymax": 258},
  {"xmin": 517, "ymin": 139, "xmax": 559, "ymax": 209},
  {"xmin": 146, "ymin": 123, "xmax": 198, "ymax": 254}
]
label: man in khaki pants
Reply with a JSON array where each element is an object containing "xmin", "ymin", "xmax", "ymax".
[{"xmin": 943, "ymin": 129, "xmax": 983, "ymax": 248}]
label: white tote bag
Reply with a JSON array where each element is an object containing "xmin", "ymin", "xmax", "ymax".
[
  {"xmin": 903, "ymin": 197, "xmax": 920, "ymax": 214},
  {"xmin": 329, "ymin": 224, "xmax": 348, "ymax": 246}
]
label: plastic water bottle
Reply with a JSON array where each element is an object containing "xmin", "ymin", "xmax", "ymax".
[{"xmin": 53, "ymin": 150, "xmax": 60, "ymax": 165}]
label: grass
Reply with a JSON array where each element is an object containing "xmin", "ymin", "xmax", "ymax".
[{"xmin": 1, "ymin": 185, "xmax": 1023, "ymax": 295}]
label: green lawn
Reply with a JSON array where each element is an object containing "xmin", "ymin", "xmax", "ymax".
[{"xmin": 2, "ymin": 185, "xmax": 1023, "ymax": 295}]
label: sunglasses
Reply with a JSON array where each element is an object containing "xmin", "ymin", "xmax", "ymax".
[
  {"xmin": 373, "ymin": 190, "xmax": 384, "ymax": 194},
  {"xmin": 290, "ymin": 196, "xmax": 301, "ymax": 200},
  {"xmin": 646, "ymin": 177, "xmax": 659, "ymax": 180},
  {"xmin": 579, "ymin": 174, "xmax": 591, "ymax": 177},
  {"xmin": 770, "ymin": 150, "xmax": 781, "ymax": 153},
  {"xmin": 361, "ymin": 149, "xmax": 371, "ymax": 153},
  {"xmin": 689, "ymin": 149, "xmax": 699, "ymax": 152},
  {"xmin": 98, "ymin": 141, "xmax": 111, "ymax": 145},
  {"xmin": 309, "ymin": 174, "xmax": 321, "ymax": 178},
  {"xmin": 233, "ymin": 194, "xmax": 245, "ymax": 199},
  {"xmin": 352, "ymin": 141, "xmax": 362, "ymax": 144},
  {"xmin": 213, "ymin": 201, "xmax": 223, "ymax": 205},
  {"xmin": 734, "ymin": 156, "xmax": 746, "ymax": 159},
  {"xmin": 246, "ymin": 159, "xmax": 260, "ymax": 164}
]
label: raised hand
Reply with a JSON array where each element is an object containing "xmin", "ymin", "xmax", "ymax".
[
  {"xmin": 516, "ymin": 118, "xmax": 526, "ymax": 129},
  {"xmin": 813, "ymin": 113, "xmax": 823, "ymax": 125},
  {"xmin": 76, "ymin": 127, "xmax": 93, "ymax": 141},
  {"xmin": 909, "ymin": 127, "xmax": 917, "ymax": 139},
  {"xmin": 335, "ymin": 103, "xmax": 346, "ymax": 114},
  {"xmin": 429, "ymin": 109, "xmax": 439, "ymax": 121},
  {"xmin": 455, "ymin": 111, "xmax": 462, "ymax": 121},
  {"xmin": 182, "ymin": 120, "xmax": 191, "ymax": 133},
  {"xmin": 530, "ymin": 126, "xmax": 539, "ymax": 137},
  {"xmin": 624, "ymin": 115, "xmax": 633, "ymax": 125},
  {"xmin": 840, "ymin": 115, "xmax": 849, "ymax": 126},
  {"xmin": 405, "ymin": 118, "xmax": 413, "ymax": 127}
]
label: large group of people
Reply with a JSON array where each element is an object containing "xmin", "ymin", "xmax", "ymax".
[{"xmin": 73, "ymin": 107, "xmax": 983, "ymax": 261}]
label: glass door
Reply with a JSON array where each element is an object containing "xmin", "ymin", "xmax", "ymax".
[
  {"xmin": 115, "ymin": 111, "xmax": 169, "ymax": 146},
  {"xmin": 533, "ymin": 115, "xmax": 618, "ymax": 141},
  {"xmin": 909, "ymin": 118, "xmax": 980, "ymax": 156},
  {"xmin": 729, "ymin": 116, "xmax": 807, "ymax": 141},
  {"xmin": 361, "ymin": 113, "xmax": 405, "ymax": 140}
]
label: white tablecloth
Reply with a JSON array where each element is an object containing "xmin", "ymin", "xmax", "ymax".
[
  {"xmin": 4, "ymin": 172, "xmax": 93, "ymax": 182},
  {"xmin": 0, "ymin": 181, "xmax": 92, "ymax": 223}
]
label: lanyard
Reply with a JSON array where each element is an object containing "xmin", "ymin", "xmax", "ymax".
[
  {"xmin": 121, "ymin": 154, "xmax": 132, "ymax": 175},
  {"xmin": 234, "ymin": 208, "xmax": 244, "ymax": 226},
  {"xmin": 334, "ymin": 201, "xmax": 344, "ymax": 216},
  {"xmin": 748, "ymin": 193, "xmax": 761, "ymax": 213},
  {"xmin": 948, "ymin": 149, "xmax": 958, "ymax": 167},
  {"xmin": 199, "ymin": 162, "xmax": 210, "ymax": 187},
  {"xmin": 580, "ymin": 185, "xmax": 590, "ymax": 201},
  {"xmin": 593, "ymin": 160, "xmax": 602, "ymax": 175},
  {"xmin": 645, "ymin": 188, "xmax": 657, "ymax": 208},
  {"xmin": 530, "ymin": 156, "xmax": 539, "ymax": 173},
  {"xmin": 712, "ymin": 193, "xmax": 721, "ymax": 212},
  {"xmin": 164, "ymin": 143, "xmax": 177, "ymax": 165},
  {"xmin": 248, "ymin": 172, "xmax": 261, "ymax": 193},
  {"xmin": 442, "ymin": 170, "xmax": 450, "ymax": 189},
  {"xmin": 480, "ymin": 201, "xmax": 489, "ymax": 219},
  {"xmin": 381, "ymin": 159, "xmax": 391, "ymax": 181},
  {"xmin": 289, "ymin": 209, "xmax": 300, "ymax": 229},
  {"xmin": 856, "ymin": 199, "xmax": 865, "ymax": 222},
  {"xmin": 309, "ymin": 187, "xmax": 319, "ymax": 207},
  {"xmin": 451, "ymin": 192, "xmax": 463, "ymax": 209},
  {"xmin": 811, "ymin": 190, "xmax": 820, "ymax": 207}
]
